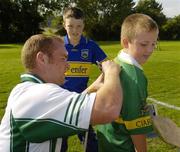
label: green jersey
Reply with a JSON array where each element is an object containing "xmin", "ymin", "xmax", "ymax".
[{"xmin": 97, "ymin": 51, "xmax": 153, "ymax": 152}]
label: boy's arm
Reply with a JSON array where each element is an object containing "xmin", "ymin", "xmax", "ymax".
[
  {"xmin": 131, "ymin": 134, "xmax": 147, "ymax": 152},
  {"xmin": 90, "ymin": 40, "xmax": 107, "ymax": 64}
]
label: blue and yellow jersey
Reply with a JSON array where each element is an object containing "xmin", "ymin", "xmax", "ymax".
[{"xmin": 62, "ymin": 35, "xmax": 107, "ymax": 93}]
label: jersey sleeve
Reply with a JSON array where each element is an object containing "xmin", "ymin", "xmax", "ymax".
[
  {"xmin": 10, "ymin": 83, "xmax": 96, "ymax": 142},
  {"xmin": 120, "ymin": 65, "xmax": 153, "ymax": 135},
  {"xmin": 88, "ymin": 40, "xmax": 107, "ymax": 64}
]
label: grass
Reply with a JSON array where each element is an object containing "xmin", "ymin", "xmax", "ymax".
[
  {"xmin": 0, "ymin": 44, "xmax": 24, "ymax": 118},
  {"xmin": 0, "ymin": 41, "xmax": 180, "ymax": 151}
]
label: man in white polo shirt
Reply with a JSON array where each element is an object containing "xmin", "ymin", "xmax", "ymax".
[{"xmin": 0, "ymin": 34, "xmax": 122, "ymax": 152}]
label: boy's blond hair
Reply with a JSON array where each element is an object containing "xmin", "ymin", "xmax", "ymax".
[{"xmin": 121, "ymin": 13, "xmax": 158, "ymax": 45}]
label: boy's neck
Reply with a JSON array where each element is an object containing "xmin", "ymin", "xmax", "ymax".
[
  {"xmin": 69, "ymin": 37, "xmax": 81, "ymax": 46},
  {"xmin": 119, "ymin": 50, "xmax": 143, "ymax": 69}
]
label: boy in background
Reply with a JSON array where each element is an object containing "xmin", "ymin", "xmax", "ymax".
[
  {"xmin": 96, "ymin": 13, "xmax": 159, "ymax": 152},
  {"xmin": 62, "ymin": 6, "xmax": 107, "ymax": 152}
]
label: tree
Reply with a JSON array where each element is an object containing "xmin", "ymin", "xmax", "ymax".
[
  {"xmin": 97, "ymin": 0, "xmax": 135, "ymax": 40},
  {"xmin": 0, "ymin": 0, "xmax": 20, "ymax": 42},
  {"xmin": 135, "ymin": 0, "xmax": 166, "ymax": 25},
  {"xmin": 135, "ymin": 0, "xmax": 167, "ymax": 39},
  {"xmin": 162, "ymin": 15, "xmax": 180, "ymax": 40},
  {"xmin": 0, "ymin": 0, "xmax": 64, "ymax": 42},
  {"xmin": 74, "ymin": 0, "xmax": 135, "ymax": 40}
]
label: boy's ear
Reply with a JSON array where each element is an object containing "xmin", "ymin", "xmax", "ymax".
[
  {"xmin": 82, "ymin": 22, "xmax": 85, "ymax": 29},
  {"xmin": 63, "ymin": 22, "xmax": 65, "ymax": 28},
  {"xmin": 122, "ymin": 38, "xmax": 129, "ymax": 48},
  {"xmin": 63, "ymin": 21, "xmax": 67, "ymax": 30}
]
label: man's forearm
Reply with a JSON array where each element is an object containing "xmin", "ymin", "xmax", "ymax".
[{"xmin": 90, "ymin": 66, "xmax": 122, "ymax": 124}]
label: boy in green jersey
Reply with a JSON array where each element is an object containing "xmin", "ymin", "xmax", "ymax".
[{"xmin": 96, "ymin": 13, "xmax": 159, "ymax": 152}]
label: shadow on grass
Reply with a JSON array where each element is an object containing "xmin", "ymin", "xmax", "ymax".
[{"xmin": 0, "ymin": 45, "xmax": 17, "ymax": 49}]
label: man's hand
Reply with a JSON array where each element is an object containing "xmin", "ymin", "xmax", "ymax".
[
  {"xmin": 86, "ymin": 74, "xmax": 104, "ymax": 93},
  {"xmin": 101, "ymin": 60, "xmax": 121, "ymax": 75},
  {"xmin": 87, "ymin": 60, "xmax": 121, "ymax": 93}
]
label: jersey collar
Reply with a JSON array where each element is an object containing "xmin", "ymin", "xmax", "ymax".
[
  {"xmin": 20, "ymin": 73, "xmax": 45, "ymax": 84},
  {"xmin": 64, "ymin": 35, "xmax": 87, "ymax": 46},
  {"xmin": 64, "ymin": 35, "xmax": 70, "ymax": 45},
  {"xmin": 117, "ymin": 49, "xmax": 143, "ymax": 70}
]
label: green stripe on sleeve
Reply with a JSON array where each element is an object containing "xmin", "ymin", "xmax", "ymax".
[
  {"xmin": 75, "ymin": 94, "xmax": 87, "ymax": 126},
  {"xmin": 14, "ymin": 118, "xmax": 86, "ymax": 143},
  {"xmin": 64, "ymin": 98, "xmax": 73, "ymax": 122},
  {"xmin": 69, "ymin": 94, "xmax": 81, "ymax": 124},
  {"xmin": 10, "ymin": 111, "xmax": 27, "ymax": 152},
  {"xmin": 49, "ymin": 139, "xmax": 57, "ymax": 152}
]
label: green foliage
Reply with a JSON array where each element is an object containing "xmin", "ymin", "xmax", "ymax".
[
  {"xmin": 0, "ymin": 0, "xmax": 43, "ymax": 42},
  {"xmin": 0, "ymin": 0, "xmax": 20, "ymax": 42},
  {"xmin": 41, "ymin": 27, "xmax": 59, "ymax": 36},
  {"xmin": 135, "ymin": 0, "xmax": 167, "ymax": 35},
  {"xmin": 162, "ymin": 15, "xmax": 180, "ymax": 40},
  {"xmin": 40, "ymin": 15, "xmax": 66, "ymax": 36},
  {"xmin": 1, "ymin": 0, "xmax": 180, "ymax": 41},
  {"xmin": 134, "ymin": 0, "xmax": 168, "ymax": 40},
  {"xmin": 76, "ymin": 0, "xmax": 135, "ymax": 40},
  {"xmin": 0, "ymin": 0, "xmax": 64, "ymax": 43}
]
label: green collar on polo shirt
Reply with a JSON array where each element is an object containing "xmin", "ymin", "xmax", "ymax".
[{"xmin": 20, "ymin": 73, "xmax": 45, "ymax": 84}]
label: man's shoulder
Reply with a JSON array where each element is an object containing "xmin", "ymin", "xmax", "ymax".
[
  {"xmin": 11, "ymin": 82, "xmax": 65, "ymax": 95},
  {"xmin": 121, "ymin": 62, "xmax": 143, "ymax": 74},
  {"xmin": 120, "ymin": 62, "xmax": 146, "ymax": 84}
]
